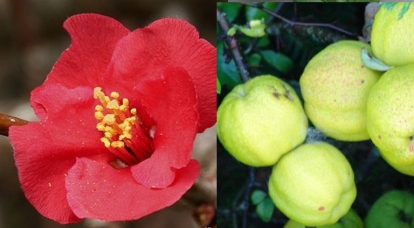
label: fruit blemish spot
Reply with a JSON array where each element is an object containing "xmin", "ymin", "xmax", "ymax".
[
  {"xmin": 284, "ymin": 92, "xmax": 294, "ymax": 101},
  {"xmin": 281, "ymin": 84, "xmax": 294, "ymax": 101},
  {"xmin": 318, "ymin": 206, "xmax": 325, "ymax": 211}
]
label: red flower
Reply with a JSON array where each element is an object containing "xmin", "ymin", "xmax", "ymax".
[{"xmin": 9, "ymin": 14, "xmax": 215, "ymax": 224}]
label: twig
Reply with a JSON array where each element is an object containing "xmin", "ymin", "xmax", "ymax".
[
  {"xmin": 0, "ymin": 112, "xmax": 29, "ymax": 136},
  {"xmin": 242, "ymin": 3, "xmax": 358, "ymax": 38},
  {"xmin": 217, "ymin": 8, "xmax": 250, "ymax": 83},
  {"xmin": 242, "ymin": 167, "xmax": 255, "ymax": 228},
  {"xmin": 230, "ymin": 167, "xmax": 256, "ymax": 228},
  {"xmin": 232, "ymin": 182, "xmax": 245, "ymax": 228}
]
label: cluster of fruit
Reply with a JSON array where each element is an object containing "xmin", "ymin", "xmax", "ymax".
[{"xmin": 218, "ymin": 3, "xmax": 414, "ymax": 227}]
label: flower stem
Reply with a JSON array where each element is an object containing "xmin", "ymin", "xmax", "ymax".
[{"xmin": 0, "ymin": 112, "xmax": 29, "ymax": 136}]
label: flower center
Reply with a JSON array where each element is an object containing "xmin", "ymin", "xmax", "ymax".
[{"xmin": 93, "ymin": 87, "xmax": 151, "ymax": 167}]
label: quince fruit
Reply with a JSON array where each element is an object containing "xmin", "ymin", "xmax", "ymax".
[
  {"xmin": 217, "ymin": 75, "xmax": 308, "ymax": 167},
  {"xmin": 367, "ymin": 64, "xmax": 414, "ymax": 176},
  {"xmin": 284, "ymin": 209, "xmax": 363, "ymax": 228},
  {"xmin": 300, "ymin": 40, "xmax": 381, "ymax": 141},
  {"xmin": 371, "ymin": 3, "xmax": 414, "ymax": 66},
  {"xmin": 269, "ymin": 142, "xmax": 356, "ymax": 226}
]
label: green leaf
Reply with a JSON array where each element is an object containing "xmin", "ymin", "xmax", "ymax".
[
  {"xmin": 260, "ymin": 50, "xmax": 293, "ymax": 74},
  {"xmin": 245, "ymin": 2, "xmax": 279, "ymax": 21},
  {"xmin": 257, "ymin": 36, "xmax": 270, "ymax": 48},
  {"xmin": 237, "ymin": 22, "xmax": 266, "ymax": 38},
  {"xmin": 379, "ymin": 2, "xmax": 410, "ymax": 19},
  {"xmin": 217, "ymin": 3, "xmax": 242, "ymax": 22},
  {"xmin": 379, "ymin": 3, "xmax": 397, "ymax": 11},
  {"xmin": 217, "ymin": 41, "xmax": 243, "ymax": 89},
  {"xmin": 251, "ymin": 190, "xmax": 266, "ymax": 205},
  {"xmin": 256, "ymin": 198, "xmax": 274, "ymax": 223},
  {"xmin": 399, "ymin": 3, "xmax": 411, "ymax": 19},
  {"xmin": 246, "ymin": 53, "xmax": 262, "ymax": 67},
  {"xmin": 227, "ymin": 26, "xmax": 237, "ymax": 37}
]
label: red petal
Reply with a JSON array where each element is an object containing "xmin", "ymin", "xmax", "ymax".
[
  {"xmin": 10, "ymin": 121, "xmax": 81, "ymax": 223},
  {"xmin": 10, "ymin": 124, "xmax": 81, "ymax": 224},
  {"xmin": 130, "ymin": 67, "xmax": 199, "ymax": 188},
  {"xmin": 46, "ymin": 13, "xmax": 130, "ymax": 88},
  {"xmin": 9, "ymin": 84, "xmax": 109, "ymax": 224},
  {"xmin": 30, "ymin": 80, "xmax": 97, "ymax": 121},
  {"xmin": 65, "ymin": 157, "xmax": 200, "ymax": 221},
  {"xmin": 105, "ymin": 18, "xmax": 215, "ymax": 133},
  {"xmin": 146, "ymin": 18, "xmax": 216, "ymax": 132}
]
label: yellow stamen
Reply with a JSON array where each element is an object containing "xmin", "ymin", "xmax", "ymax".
[
  {"xmin": 96, "ymin": 123, "xmax": 105, "ymax": 131},
  {"xmin": 95, "ymin": 105, "xmax": 103, "ymax": 111},
  {"xmin": 101, "ymin": 137, "xmax": 111, "ymax": 148},
  {"xmin": 111, "ymin": 141, "xmax": 124, "ymax": 148},
  {"xmin": 107, "ymin": 100, "xmax": 120, "ymax": 110},
  {"xmin": 104, "ymin": 132, "xmax": 113, "ymax": 138},
  {"xmin": 93, "ymin": 87, "xmax": 138, "ymax": 150},
  {"xmin": 102, "ymin": 114, "xmax": 116, "ymax": 124},
  {"xmin": 110, "ymin": 92, "xmax": 119, "ymax": 99},
  {"xmin": 94, "ymin": 111, "xmax": 104, "ymax": 120}
]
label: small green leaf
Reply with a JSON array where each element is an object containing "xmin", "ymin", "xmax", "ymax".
[
  {"xmin": 399, "ymin": 3, "xmax": 411, "ymax": 19},
  {"xmin": 217, "ymin": 3, "xmax": 242, "ymax": 22},
  {"xmin": 379, "ymin": 2, "xmax": 410, "ymax": 19},
  {"xmin": 245, "ymin": 2, "xmax": 279, "ymax": 21},
  {"xmin": 260, "ymin": 50, "xmax": 293, "ymax": 74},
  {"xmin": 257, "ymin": 36, "xmax": 270, "ymax": 48},
  {"xmin": 379, "ymin": 3, "xmax": 397, "ymax": 11},
  {"xmin": 237, "ymin": 20, "xmax": 266, "ymax": 38},
  {"xmin": 227, "ymin": 26, "xmax": 237, "ymax": 37},
  {"xmin": 251, "ymin": 190, "xmax": 266, "ymax": 205},
  {"xmin": 361, "ymin": 48, "xmax": 393, "ymax": 71},
  {"xmin": 256, "ymin": 198, "xmax": 274, "ymax": 223},
  {"xmin": 247, "ymin": 53, "xmax": 262, "ymax": 67}
]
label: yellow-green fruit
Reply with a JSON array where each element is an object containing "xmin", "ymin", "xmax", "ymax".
[
  {"xmin": 269, "ymin": 142, "xmax": 356, "ymax": 226},
  {"xmin": 284, "ymin": 209, "xmax": 363, "ymax": 228},
  {"xmin": 371, "ymin": 3, "xmax": 414, "ymax": 66},
  {"xmin": 367, "ymin": 64, "xmax": 414, "ymax": 176},
  {"xmin": 217, "ymin": 75, "xmax": 308, "ymax": 167},
  {"xmin": 300, "ymin": 40, "xmax": 382, "ymax": 141}
]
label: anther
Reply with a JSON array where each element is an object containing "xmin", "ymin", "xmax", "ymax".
[{"xmin": 110, "ymin": 92, "xmax": 119, "ymax": 99}]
